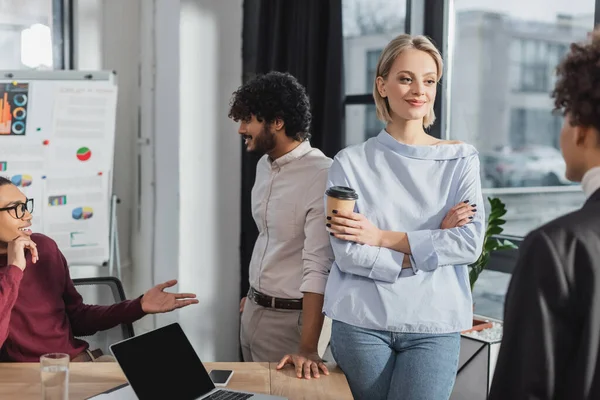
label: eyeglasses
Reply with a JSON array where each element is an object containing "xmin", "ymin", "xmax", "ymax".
[{"xmin": 0, "ymin": 198, "xmax": 34, "ymax": 219}]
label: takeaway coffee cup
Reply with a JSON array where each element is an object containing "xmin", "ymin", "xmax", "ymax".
[{"xmin": 325, "ymin": 186, "xmax": 359, "ymax": 219}]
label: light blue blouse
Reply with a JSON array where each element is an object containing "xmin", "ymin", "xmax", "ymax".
[{"xmin": 323, "ymin": 130, "xmax": 485, "ymax": 333}]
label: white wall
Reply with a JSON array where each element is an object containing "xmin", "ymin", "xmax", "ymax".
[
  {"xmin": 72, "ymin": 0, "xmax": 101, "ymax": 70},
  {"xmin": 141, "ymin": 0, "xmax": 182, "ymax": 332},
  {"xmin": 102, "ymin": 0, "xmax": 140, "ymax": 276},
  {"xmin": 138, "ymin": 0, "xmax": 243, "ymax": 361},
  {"xmin": 176, "ymin": 0, "xmax": 243, "ymax": 362},
  {"xmin": 75, "ymin": 0, "xmax": 243, "ymax": 360},
  {"xmin": 70, "ymin": 0, "xmax": 139, "ymax": 282}
]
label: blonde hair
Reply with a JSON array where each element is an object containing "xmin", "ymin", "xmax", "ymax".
[{"xmin": 373, "ymin": 34, "xmax": 443, "ymax": 128}]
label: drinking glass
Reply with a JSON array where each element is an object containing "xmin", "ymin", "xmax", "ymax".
[{"xmin": 40, "ymin": 353, "xmax": 70, "ymax": 400}]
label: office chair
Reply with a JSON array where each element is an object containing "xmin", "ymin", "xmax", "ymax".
[{"xmin": 72, "ymin": 277, "xmax": 135, "ymax": 354}]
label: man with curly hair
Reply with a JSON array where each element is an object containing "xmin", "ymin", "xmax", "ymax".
[
  {"xmin": 228, "ymin": 71, "xmax": 333, "ymax": 379},
  {"xmin": 490, "ymin": 29, "xmax": 600, "ymax": 400}
]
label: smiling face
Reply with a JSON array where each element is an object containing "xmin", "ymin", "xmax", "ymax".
[
  {"xmin": 376, "ymin": 48, "xmax": 438, "ymax": 124},
  {"xmin": 237, "ymin": 115, "xmax": 277, "ymax": 155},
  {"xmin": 0, "ymin": 183, "xmax": 33, "ymax": 247}
]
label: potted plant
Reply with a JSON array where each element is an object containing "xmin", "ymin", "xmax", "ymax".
[
  {"xmin": 452, "ymin": 198, "xmax": 519, "ymax": 398},
  {"xmin": 466, "ymin": 196, "xmax": 517, "ymax": 332}
]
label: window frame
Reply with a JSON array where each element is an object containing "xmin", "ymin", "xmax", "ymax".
[
  {"xmin": 340, "ymin": 0, "xmax": 600, "ymax": 321},
  {"xmin": 342, "ymin": 0, "xmax": 449, "ymax": 141},
  {"xmin": 342, "ymin": 0, "xmax": 600, "ymax": 195},
  {"xmin": 54, "ymin": 0, "xmax": 72, "ymax": 69},
  {"xmin": 0, "ymin": 0, "xmax": 71, "ymax": 70}
]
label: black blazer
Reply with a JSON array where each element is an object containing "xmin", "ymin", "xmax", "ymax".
[{"xmin": 490, "ymin": 188, "xmax": 600, "ymax": 400}]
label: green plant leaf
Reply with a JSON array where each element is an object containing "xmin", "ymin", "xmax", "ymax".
[
  {"xmin": 484, "ymin": 239, "xmax": 500, "ymax": 252},
  {"xmin": 479, "ymin": 252, "xmax": 490, "ymax": 268},
  {"xmin": 469, "ymin": 268, "xmax": 479, "ymax": 291},
  {"xmin": 489, "ymin": 209, "xmax": 507, "ymax": 220},
  {"xmin": 488, "ymin": 197, "xmax": 500, "ymax": 207},
  {"xmin": 486, "ymin": 226, "xmax": 503, "ymax": 236},
  {"xmin": 470, "ymin": 197, "xmax": 518, "ymax": 291},
  {"xmin": 488, "ymin": 219, "xmax": 501, "ymax": 227},
  {"xmin": 495, "ymin": 244, "xmax": 517, "ymax": 251}
]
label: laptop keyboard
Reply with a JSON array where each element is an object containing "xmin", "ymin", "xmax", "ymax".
[{"xmin": 205, "ymin": 390, "xmax": 253, "ymax": 400}]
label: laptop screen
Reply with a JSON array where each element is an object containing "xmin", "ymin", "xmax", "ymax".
[{"xmin": 110, "ymin": 323, "xmax": 216, "ymax": 400}]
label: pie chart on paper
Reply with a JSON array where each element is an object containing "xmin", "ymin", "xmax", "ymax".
[
  {"xmin": 76, "ymin": 147, "xmax": 92, "ymax": 161},
  {"xmin": 11, "ymin": 174, "xmax": 32, "ymax": 187},
  {"xmin": 72, "ymin": 206, "xmax": 94, "ymax": 220}
]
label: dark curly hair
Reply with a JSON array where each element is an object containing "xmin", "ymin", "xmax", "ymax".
[
  {"xmin": 0, "ymin": 177, "xmax": 11, "ymax": 186},
  {"xmin": 228, "ymin": 71, "xmax": 312, "ymax": 141},
  {"xmin": 552, "ymin": 29, "xmax": 600, "ymax": 139}
]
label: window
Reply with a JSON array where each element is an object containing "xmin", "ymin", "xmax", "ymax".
[
  {"xmin": 511, "ymin": 39, "xmax": 569, "ymax": 92},
  {"xmin": 0, "ymin": 0, "xmax": 67, "ymax": 69},
  {"xmin": 448, "ymin": 1, "xmax": 594, "ymax": 238},
  {"xmin": 365, "ymin": 104, "xmax": 385, "ymax": 139},
  {"xmin": 342, "ymin": 0, "xmax": 406, "ymax": 146},
  {"xmin": 363, "ymin": 50, "xmax": 384, "ymax": 139},
  {"xmin": 509, "ymin": 108, "xmax": 563, "ymax": 149},
  {"xmin": 341, "ymin": 0, "xmax": 599, "ymax": 318},
  {"xmin": 365, "ymin": 49, "xmax": 381, "ymax": 91},
  {"xmin": 445, "ymin": 1, "xmax": 597, "ymax": 318}
]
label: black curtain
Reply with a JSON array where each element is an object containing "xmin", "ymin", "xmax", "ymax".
[{"xmin": 239, "ymin": 0, "xmax": 344, "ymax": 298}]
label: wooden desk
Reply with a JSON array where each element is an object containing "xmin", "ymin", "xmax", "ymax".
[
  {"xmin": 0, "ymin": 362, "xmax": 351, "ymax": 400},
  {"xmin": 271, "ymin": 363, "xmax": 353, "ymax": 400}
]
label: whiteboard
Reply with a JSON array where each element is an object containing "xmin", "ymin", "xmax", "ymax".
[{"xmin": 0, "ymin": 71, "xmax": 118, "ymax": 266}]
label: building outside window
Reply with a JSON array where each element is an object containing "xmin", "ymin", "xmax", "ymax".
[
  {"xmin": 511, "ymin": 38, "xmax": 569, "ymax": 93},
  {"xmin": 342, "ymin": 0, "xmax": 405, "ymax": 146},
  {"xmin": 0, "ymin": 0, "xmax": 66, "ymax": 70},
  {"xmin": 448, "ymin": 0, "xmax": 594, "ymax": 318},
  {"xmin": 342, "ymin": 0, "xmax": 598, "ymax": 319},
  {"xmin": 448, "ymin": 2, "xmax": 593, "ymax": 238}
]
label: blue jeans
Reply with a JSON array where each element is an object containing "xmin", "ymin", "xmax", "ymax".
[{"xmin": 330, "ymin": 320, "xmax": 460, "ymax": 400}]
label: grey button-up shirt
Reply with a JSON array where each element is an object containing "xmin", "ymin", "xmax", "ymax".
[{"xmin": 249, "ymin": 140, "xmax": 334, "ymax": 299}]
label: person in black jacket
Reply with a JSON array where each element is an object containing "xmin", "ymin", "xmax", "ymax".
[{"xmin": 490, "ymin": 28, "xmax": 600, "ymax": 400}]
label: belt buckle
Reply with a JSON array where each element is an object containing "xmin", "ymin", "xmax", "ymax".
[{"xmin": 85, "ymin": 349, "xmax": 95, "ymax": 362}]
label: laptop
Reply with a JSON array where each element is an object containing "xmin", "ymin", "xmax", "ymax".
[{"xmin": 106, "ymin": 323, "xmax": 287, "ymax": 400}]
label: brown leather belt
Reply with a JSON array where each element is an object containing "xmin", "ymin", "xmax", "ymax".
[
  {"xmin": 249, "ymin": 287, "xmax": 303, "ymax": 310},
  {"xmin": 72, "ymin": 348, "xmax": 104, "ymax": 362}
]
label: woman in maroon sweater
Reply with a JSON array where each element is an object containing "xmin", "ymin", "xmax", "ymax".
[{"xmin": 0, "ymin": 177, "xmax": 198, "ymax": 362}]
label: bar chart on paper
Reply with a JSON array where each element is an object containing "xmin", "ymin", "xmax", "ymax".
[
  {"xmin": 0, "ymin": 71, "xmax": 117, "ymax": 267},
  {"xmin": 0, "ymin": 92, "xmax": 9, "ymax": 134},
  {"xmin": 0, "ymin": 82, "xmax": 29, "ymax": 135}
]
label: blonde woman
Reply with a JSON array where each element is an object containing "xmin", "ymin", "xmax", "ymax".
[{"xmin": 324, "ymin": 34, "xmax": 485, "ymax": 399}]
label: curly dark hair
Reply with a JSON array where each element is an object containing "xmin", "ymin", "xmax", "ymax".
[
  {"xmin": 0, "ymin": 177, "xmax": 11, "ymax": 186},
  {"xmin": 228, "ymin": 71, "xmax": 312, "ymax": 141},
  {"xmin": 552, "ymin": 29, "xmax": 600, "ymax": 138}
]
